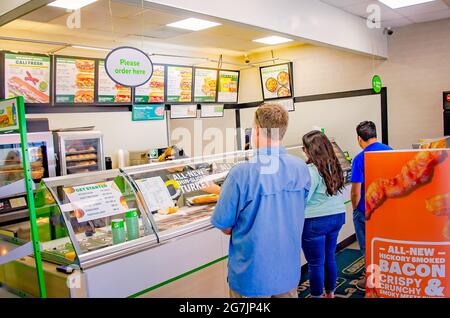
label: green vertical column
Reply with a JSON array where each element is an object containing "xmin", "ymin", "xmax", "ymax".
[{"xmin": 16, "ymin": 96, "xmax": 47, "ymax": 298}]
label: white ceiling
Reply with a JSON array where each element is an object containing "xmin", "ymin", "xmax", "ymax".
[
  {"xmin": 321, "ymin": 0, "xmax": 450, "ymax": 27},
  {"xmin": 0, "ymin": 0, "xmax": 303, "ymax": 57}
]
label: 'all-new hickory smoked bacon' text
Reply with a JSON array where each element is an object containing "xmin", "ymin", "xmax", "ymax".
[{"xmin": 365, "ymin": 150, "xmax": 447, "ymax": 220}]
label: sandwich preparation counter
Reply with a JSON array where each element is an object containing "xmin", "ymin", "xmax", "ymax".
[{"xmin": 0, "ymin": 143, "xmax": 354, "ymax": 298}]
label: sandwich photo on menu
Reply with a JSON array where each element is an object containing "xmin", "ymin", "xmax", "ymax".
[
  {"xmin": 114, "ymin": 84, "xmax": 131, "ymax": 103},
  {"xmin": 74, "ymin": 59, "xmax": 95, "ymax": 103},
  {"xmin": 76, "ymin": 73, "xmax": 95, "ymax": 89},
  {"xmin": 7, "ymin": 76, "xmax": 49, "ymax": 104},
  {"xmin": 76, "ymin": 60, "xmax": 95, "ymax": 73},
  {"xmin": 75, "ymin": 90, "xmax": 94, "ymax": 103}
]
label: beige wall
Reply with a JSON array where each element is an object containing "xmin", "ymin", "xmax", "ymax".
[
  {"xmin": 24, "ymin": 18, "xmax": 450, "ymax": 159},
  {"xmin": 241, "ymin": 18, "xmax": 450, "ymax": 149},
  {"xmin": 379, "ymin": 18, "xmax": 450, "ymax": 148}
]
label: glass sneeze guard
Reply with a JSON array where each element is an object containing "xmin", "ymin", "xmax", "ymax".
[
  {"xmin": 122, "ymin": 150, "xmax": 254, "ymax": 241},
  {"xmin": 42, "ymin": 169, "xmax": 157, "ymax": 267}
]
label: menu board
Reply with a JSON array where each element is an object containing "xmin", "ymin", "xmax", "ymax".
[
  {"xmin": 201, "ymin": 104, "xmax": 224, "ymax": 118},
  {"xmin": 217, "ymin": 70, "xmax": 239, "ymax": 103},
  {"xmin": 55, "ymin": 57, "xmax": 95, "ymax": 103},
  {"xmin": 4, "ymin": 53, "xmax": 51, "ymax": 104},
  {"xmin": 63, "ymin": 181, "xmax": 130, "ymax": 223},
  {"xmin": 194, "ymin": 68, "xmax": 218, "ymax": 102},
  {"xmin": 170, "ymin": 104, "xmax": 197, "ymax": 119},
  {"xmin": 134, "ymin": 65, "xmax": 165, "ymax": 103},
  {"xmin": 260, "ymin": 63, "xmax": 292, "ymax": 100},
  {"xmin": 98, "ymin": 60, "xmax": 131, "ymax": 103},
  {"xmin": 135, "ymin": 177, "xmax": 174, "ymax": 212},
  {"xmin": 167, "ymin": 66, "xmax": 193, "ymax": 103}
]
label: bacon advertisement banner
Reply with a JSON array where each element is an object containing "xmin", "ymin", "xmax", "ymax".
[{"xmin": 365, "ymin": 149, "xmax": 450, "ymax": 298}]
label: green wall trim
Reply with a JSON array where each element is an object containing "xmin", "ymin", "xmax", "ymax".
[{"xmin": 128, "ymin": 256, "xmax": 228, "ymax": 298}]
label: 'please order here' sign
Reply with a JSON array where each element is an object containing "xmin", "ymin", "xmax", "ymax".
[{"xmin": 105, "ymin": 46, "xmax": 153, "ymax": 87}]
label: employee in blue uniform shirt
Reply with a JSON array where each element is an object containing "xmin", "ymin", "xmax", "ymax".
[{"xmin": 211, "ymin": 103, "xmax": 311, "ymax": 298}]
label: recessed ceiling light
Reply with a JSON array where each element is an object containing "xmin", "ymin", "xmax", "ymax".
[
  {"xmin": 253, "ymin": 36, "xmax": 293, "ymax": 45},
  {"xmin": 71, "ymin": 45, "xmax": 111, "ymax": 52},
  {"xmin": 378, "ymin": 0, "xmax": 435, "ymax": 9},
  {"xmin": 48, "ymin": 0, "xmax": 98, "ymax": 10},
  {"xmin": 166, "ymin": 18, "xmax": 221, "ymax": 31}
]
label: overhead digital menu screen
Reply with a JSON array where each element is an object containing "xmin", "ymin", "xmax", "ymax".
[
  {"xmin": 55, "ymin": 57, "xmax": 95, "ymax": 103},
  {"xmin": 194, "ymin": 68, "xmax": 218, "ymax": 103},
  {"xmin": 134, "ymin": 65, "xmax": 165, "ymax": 103},
  {"xmin": 217, "ymin": 70, "xmax": 239, "ymax": 103},
  {"xmin": 260, "ymin": 63, "xmax": 293, "ymax": 100},
  {"xmin": 167, "ymin": 66, "xmax": 193, "ymax": 103},
  {"xmin": 98, "ymin": 60, "xmax": 131, "ymax": 103},
  {"xmin": 4, "ymin": 53, "xmax": 51, "ymax": 104}
]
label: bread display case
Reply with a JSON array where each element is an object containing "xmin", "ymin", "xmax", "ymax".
[{"xmin": 53, "ymin": 131, "xmax": 105, "ymax": 176}]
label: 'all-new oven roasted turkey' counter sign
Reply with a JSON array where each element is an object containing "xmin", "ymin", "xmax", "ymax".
[{"xmin": 63, "ymin": 181, "xmax": 131, "ymax": 223}]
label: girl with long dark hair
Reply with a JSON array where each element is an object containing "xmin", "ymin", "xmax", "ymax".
[{"xmin": 301, "ymin": 130, "xmax": 346, "ymax": 298}]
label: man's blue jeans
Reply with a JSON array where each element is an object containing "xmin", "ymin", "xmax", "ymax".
[
  {"xmin": 353, "ymin": 208, "xmax": 366, "ymax": 258},
  {"xmin": 302, "ymin": 213, "xmax": 345, "ymax": 297}
]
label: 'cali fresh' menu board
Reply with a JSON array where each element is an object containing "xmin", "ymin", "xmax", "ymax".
[
  {"xmin": 260, "ymin": 63, "xmax": 292, "ymax": 100},
  {"xmin": 55, "ymin": 57, "xmax": 95, "ymax": 103},
  {"xmin": 63, "ymin": 181, "xmax": 130, "ymax": 223},
  {"xmin": 135, "ymin": 65, "xmax": 165, "ymax": 103},
  {"xmin": 167, "ymin": 66, "xmax": 192, "ymax": 103},
  {"xmin": 4, "ymin": 53, "xmax": 51, "ymax": 104},
  {"xmin": 217, "ymin": 70, "xmax": 239, "ymax": 103},
  {"xmin": 194, "ymin": 68, "xmax": 217, "ymax": 102},
  {"xmin": 98, "ymin": 60, "xmax": 131, "ymax": 103}
]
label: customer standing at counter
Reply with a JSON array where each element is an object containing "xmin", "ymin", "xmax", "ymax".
[
  {"xmin": 351, "ymin": 121, "xmax": 392, "ymax": 290},
  {"xmin": 301, "ymin": 131, "xmax": 346, "ymax": 298},
  {"xmin": 211, "ymin": 104, "xmax": 311, "ymax": 298}
]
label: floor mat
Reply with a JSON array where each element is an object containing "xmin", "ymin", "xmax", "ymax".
[{"xmin": 298, "ymin": 248, "xmax": 366, "ymax": 298}]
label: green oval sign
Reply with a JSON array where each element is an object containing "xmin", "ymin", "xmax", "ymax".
[{"xmin": 372, "ymin": 75, "xmax": 382, "ymax": 94}]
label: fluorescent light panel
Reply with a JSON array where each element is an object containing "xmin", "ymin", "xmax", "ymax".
[
  {"xmin": 253, "ymin": 36, "xmax": 293, "ymax": 45},
  {"xmin": 378, "ymin": 0, "xmax": 435, "ymax": 9},
  {"xmin": 71, "ymin": 45, "xmax": 111, "ymax": 52},
  {"xmin": 48, "ymin": 0, "xmax": 98, "ymax": 10},
  {"xmin": 166, "ymin": 18, "xmax": 221, "ymax": 31}
]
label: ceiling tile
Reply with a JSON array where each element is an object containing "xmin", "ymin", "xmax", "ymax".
[
  {"xmin": 408, "ymin": 8, "xmax": 450, "ymax": 22},
  {"xmin": 320, "ymin": 0, "xmax": 368, "ymax": 7},
  {"xmin": 381, "ymin": 16, "xmax": 414, "ymax": 27},
  {"xmin": 396, "ymin": 0, "xmax": 449, "ymax": 17},
  {"xmin": 344, "ymin": 1, "xmax": 405, "ymax": 20}
]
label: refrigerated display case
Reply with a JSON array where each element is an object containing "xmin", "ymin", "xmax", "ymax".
[
  {"xmin": 54, "ymin": 131, "xmax": 105, "ymax": 176},
  {"xmin": 0, "ymin": 132, "xmax": 56, "ymax": 224}
]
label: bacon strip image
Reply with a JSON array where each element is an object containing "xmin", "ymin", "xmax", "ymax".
[
  {"xmin": 365, "ymin": 151, "xmax": 447, "ymax": 220},
  {"xmin": 426, "ymin": 193, "xmax": 450, "ymax": 239},
  {"xmin": 426, "ymin": 193, "xmax": 450, "ymax": 216}
]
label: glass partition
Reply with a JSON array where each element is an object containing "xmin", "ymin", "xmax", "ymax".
[
  {"xmin": 42, "ymin": 169, "xmax": 155, "ymax": 259},
  {"xmin": 122, "ymin": 151, "xmax": 253, "ymax": 238}
]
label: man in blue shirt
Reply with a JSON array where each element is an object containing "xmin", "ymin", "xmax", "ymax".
[
  {"xmin": 211, "ymin": 104, "xmax": 311, "ymax": 298},
  {"xmin": 351, "ymin": 121, "xmax": 392, "ymax": 291}
]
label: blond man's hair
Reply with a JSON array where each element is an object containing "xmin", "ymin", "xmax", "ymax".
[{"xmin": 254, "ymin": 103, "xmax": 289, "ymax": 141}]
